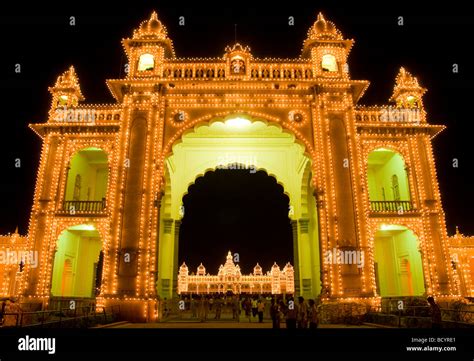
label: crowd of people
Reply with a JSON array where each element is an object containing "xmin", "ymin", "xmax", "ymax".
[
  {"xmin": 173, "ymin": 293, "xmax": 321, "ymax": 328},
  {"xmin": 269, "ymin": 296, "xmax": 320, "ymax": 329},
  {"xmin": 172, "ymin": 294, "xmax": 267, "ymax": 323},
  {"xmin": 171, "ymin": 294, "xmax": 444, "ymax": 329}
]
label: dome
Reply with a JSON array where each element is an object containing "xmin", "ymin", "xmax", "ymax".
[
  {"xmin": 197, "ymin": 262, "xmax": 206, "ymax": 275},
  {"xmin": 253, "ymin": 263, "xmax": 263, "ymax": 275},
  {"xmin": 179, "ymin": 262, "xmax": 188, "ymax": 272},
  {"xmin": 133, "ymin": 11, "xmax": 167, "ymax": 39},
  {"xmin": 148, "ymin": 17, "xmax": 161, "ymax": 31},
  {"xmin": 49, "ymin": 66, "xmax": 84, "ymax": 101},
  {"xmin": 307, "ymin": 12, "xmax": 343, "ymax": 41}
]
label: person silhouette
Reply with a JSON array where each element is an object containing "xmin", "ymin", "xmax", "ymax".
[{"xmin": 427, "ymin": 296, "xmax": 442, "ymax": 329}]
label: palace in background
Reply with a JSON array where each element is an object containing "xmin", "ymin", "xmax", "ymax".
[
  {"xmin": 0, "ymin": 11, "xmax": 473, "ymax": 322},
  {"xmin": 177, "ymin": 251, "xmax": 295, "ymax": 295}
]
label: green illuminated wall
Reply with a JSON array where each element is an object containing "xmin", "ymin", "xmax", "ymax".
[
  {"xmin": 374, "ymin": 226, "xmax": 425, "ymax": 297},
  {"xmin": 158, "ymin": 116, "xmax": 320, "ymax": 299},
  {"xmin": 367, "ymin": 149, "xmax": 410, "ymax": 201},
  {"xmin": 65, "ymin": 147, "xmax": 108, "ymax": 201},
  {"xmin": 51, "ymin": 226, "xmax": 102, "ymax": 298},
  {"xmin": 298, "ymin": 163, "xmax": 320, "ymax": 299}
]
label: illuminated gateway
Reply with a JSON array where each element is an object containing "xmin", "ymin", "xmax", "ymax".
[
  {"xmin": 178, "ymin": 252, "xmax": 294, "ymax": 295},
  {"xmin": 0, "ymin": 11, "xmax": 473, "ymax": 322}
]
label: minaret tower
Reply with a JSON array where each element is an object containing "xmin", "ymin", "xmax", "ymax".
[{"xmin": 302, "ymin": 12, "xmax": 353, "ymax": 78}]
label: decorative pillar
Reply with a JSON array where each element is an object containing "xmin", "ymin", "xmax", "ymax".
[
  {"xmin": 22, "ymin": 136, "xmax": 61, "ymax": 300},
  {"xmin": 417, "ymin": 135, "xmax": 452, "ymax": 294},
  {"xmin": 117, "ymin": 112, "xmax": 148, "ymax": 297},
  {"xmin": 291, "ymin": 220, "xmax": 300, "ymax": 295},
  {"xmin": 322, "ymin": 103, "xmax": 363, "ymax": 297},
  {"xmin": 172, "ymin": 220, "xmax": 181, "ymax": 295},
  {"xmin": 298, "ymin": 218, "xmax": 312, "ymax": 298}
]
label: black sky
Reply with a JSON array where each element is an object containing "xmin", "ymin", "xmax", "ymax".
[{"xmin": 0, "ymin": 3, "xmax": 473, "ymax": 269}]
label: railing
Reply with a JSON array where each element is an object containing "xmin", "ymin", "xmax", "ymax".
[
  {"xmin": 367, "ymin": 298, "xmax": 474, "ymax": 328},
  {"xmin": 162, "ymin": 66, "xmax": 226, "ymax": 79},
  {"xmin": 355, "ymin": 107, "xmax": 424, "ymax": 123},
  {"xmin": 1, "ymin": 305, "xmax": 120, "ymax": 328},
  {"xmin": 372, "ymin": 305, "xmax": 474, "ymax": 328},
  {"xmin": 440, "ymin": 308, "xmax": 474, "ymax": 324},
  {"xmin": 249, "ymin": 65, "xmax": 313, "ymax": 79},
  {"xmin": 60, "ymin": 199, "xmax": 106, "ymax": 214},
  {"xmin": 51, "ymin": 108, "xmax": 121, "ymax": 123},
  {"xmin": 370, "ymin": 200, "xmax": 414, "ymax": 213},
  {"xmin": 161, "ymin": 63, "xmax": 313, "ymax": 80}
]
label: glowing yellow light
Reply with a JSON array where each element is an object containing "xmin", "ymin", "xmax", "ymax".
[
  {"xmin": 58, "ymin": 95, "xmax": 68, "ymax": 105},
  {"xmin": 138, "ymin": 53, "xmax": 155, "ymax": 71},
  {"xmin": 68, "ymin": 224, "xmax": 96, "ymax": 231},
  {"xmin": 380, "ymin": 224, "xmax": 406, "ymax": 231},
  {"xmin": 224, "ymin": 117, "xmax": 251, "ymax": 128},
  {"xmin": 321, "ymin": 54, "xmax": 338, "ymax": 72}
]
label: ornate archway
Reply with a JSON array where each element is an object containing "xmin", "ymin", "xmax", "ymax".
[{"xmin": 157, "ymin": 115, "xmax": 320, "ymax": 299}]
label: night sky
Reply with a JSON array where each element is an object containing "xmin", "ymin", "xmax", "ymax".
[{"xmin": 0, "ymin": 3, "xmax": 473, "ymax": 271}]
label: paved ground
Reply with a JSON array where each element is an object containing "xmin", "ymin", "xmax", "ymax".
[
  {"xmin": 100, "ymin": 310, "xmax": 389, "ymax": 328},
  {"xmin": 107, "ymin": 318, "xmax": 380, "ymax": 329}
]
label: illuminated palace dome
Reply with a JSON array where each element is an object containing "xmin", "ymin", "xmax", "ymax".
[
  {"xmin": 178, "ymin": 252, "xmax": 294, "ymax": 295},
  {"xmin": 133, "ymin": 11, "xmax": 168, "ymax": 40},
  {"xmin": 307, "ymin": 12, "xmax": 343, "ymax": 41},
  {"xmin": 220, "ymin": 251, "xmax": 242, "ymax": 277},
  {"xmin": 125, "ymin": 11, "xmax": 175, "ymax": 60}
]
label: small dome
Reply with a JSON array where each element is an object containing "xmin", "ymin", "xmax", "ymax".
[
  {"xmin": 149, "ymin": 17, "xmax": 161, "ymax": 31},
  {"xmin": 133, "ymin": 11, "xmax": 167, "ymax": 39},
  {"xmin": 253, "ymin": 263, "xmax": 262, "ymax": 275},
  {"xmin": 308, "ymin": 12, "xmax": 343, "ymax": 40}
]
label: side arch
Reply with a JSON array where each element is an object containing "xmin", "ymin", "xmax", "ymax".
[
  {"xmin": 366, "ymin": 148, "xmax": 412, "ymax": 211},
  {"xmin": 371, "ymin": 223, "xmax": 426, "ymax": 297},
  {"xmin": 50, "ymin": 224, "xmax": 103, "ymax": 299},
  {"xmin": 63, "ymin": 147, "xmax": 109, "ymax": 207}
]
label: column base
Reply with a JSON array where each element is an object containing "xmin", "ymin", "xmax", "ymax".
[{"xmin": 100, "ymin": 296, "xmax": 159, "ymax": 323}]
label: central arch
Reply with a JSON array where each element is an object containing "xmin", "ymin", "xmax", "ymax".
[
  {"xmin": 179, "ymin": 167, "xmax": 293, "ymax": 278},
  {"xmin": 157, "ymin": 115, "xmax": 320, "ymax": 300}
]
